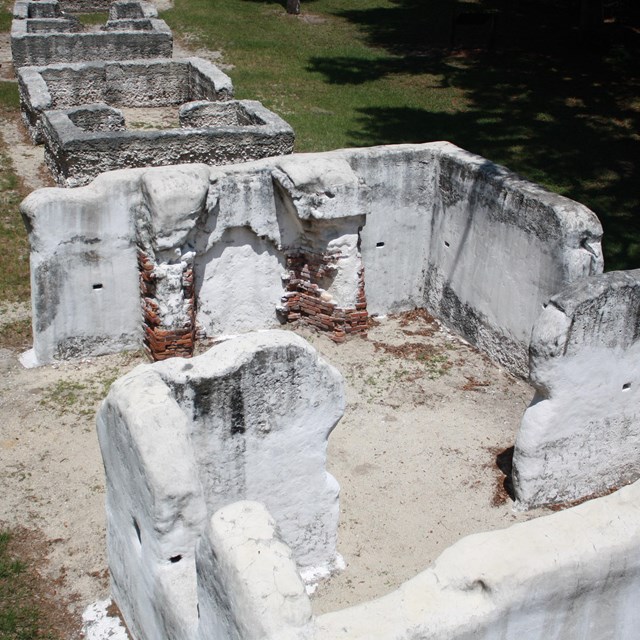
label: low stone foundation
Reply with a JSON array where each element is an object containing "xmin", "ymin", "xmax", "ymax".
[
  {"xmin": 19, "ymin": 57, "xmax": 234, "ymax": 143},
  {"xmin": 40, "ymin": 99, "xmax": 294, "ymax": 186},
  {"xmin": 13, "ymin": 0, "xmax": 62, "ymax": 19},
  {"xmin": 59, "ymin": 0, "xmax": 112, "ymax": 12},
  {"xmin": 11, "ymin": 1, "xmax": 172, "ymax": 67}
]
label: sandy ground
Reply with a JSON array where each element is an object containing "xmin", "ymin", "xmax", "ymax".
[
  {"xmin": 0, "ymin": 8, "xmax": 548, "ymax": 635},
  {"xmin": 0, "ymin": 304, "xmax": 546, "ymax": 624}
]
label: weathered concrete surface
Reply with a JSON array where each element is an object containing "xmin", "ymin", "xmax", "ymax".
[
  {"xmin": 21, "ymin": 143, "xmax": 602, "ymax": 372},
  {"xmin": 108, "ymin": 1, "xmax": 158, "ymax": 19},
  {"xmin": 59, "ymin": 0, "xmax": 112, "ymax": 12},
  {"xmin": 155, "ymin": 482, "xmax": 640, "ymax": 640},
  {"xmin": 18, "ymin": 57, "xmax": 233, "ymax": 142},
  {"xmin": 424, "ymin": 145, "xmax": 603, "ymax": 377},
  {"xmin": 10, "ymin": 11, "xmax": 172, "ymax": 67},
  {"xmin": 513, "ymin": 269, "xmax": 640, "ymax": 508},
  {"xmin": 306, "ymin": 478, "xmax": 640, "ymax": 639},
  {"xmin": 96, "ymin": 331, "xmax": 343, "ymax": 640},
  {"xmin": 196, "ymin": 502, "xmax": 311, "ymax": 640},
  {"xmin": 21, "ymin": 175, "xmax": 141, "ymax": 364},
  {"xmin": 13, "ymin": 0, "xmax": 62, "ymax": 19},
  {"xmin": 40, "ymin": 99, "xmax": 294, "ymax": 186},
  {"xmin": 13, "ymin": 0, "xmax": 157, "ymax": 18}
]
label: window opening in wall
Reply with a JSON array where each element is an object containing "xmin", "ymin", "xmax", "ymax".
[
  {"xmin": 376, "ymin": 241, "xmax": 385, "ymax": 248},
  {"xmin": 623, "ymin": 383, "xmax": 631, "ymax": 391},
  {"xmin": 169, "ymin": 555, "xmax": 182, "ymax": 563},
  {"xmin": 444, "ymin": 241, "xmax": 450, "ymax": 247},
  {"xmin": 93, "ymin": 283, "xmax": 103, "ymax": 290}
]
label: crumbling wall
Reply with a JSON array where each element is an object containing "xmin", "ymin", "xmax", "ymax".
[
  {"xmin": 13, "ymin": 0, "xmax": 62, "ymax": 19},
  {"xmin": 21, "ymin": 144, "xmax": 602, "ymax": 374},
  {"xmin": 512, "ymin": 269, "xmax": 640, "ymax": 508},
  {"xmin": 195, "ymin": 502, "xmax": 312, "ymax": 640},
  {"xmin": 21, "ymin": 176, "xmax": 141, "ymax": 365},
  {"xmin": 10, "ymin": 12, "xmax": 172, "ymax": 67},
  {"xmin": 40, "ymin": 99, "xmax": 294, "ymax": 187},
  {"xmin": 424, "ymin": 145, "xmax": 603, "ymax": 377},
  {"xmin": 155, "ymin": 483, "xmax": 640, "ymax": 640},
  {"xmin": 18, "ymin": 57, "xmax": 233, "ymax": 142},
  {"xmin": 272, "ymin": 155, "xmax": 369, "ymax": 341},
  {"xmin": 96, "ymin": 331, "xmax": 344, "ymax": 640}
]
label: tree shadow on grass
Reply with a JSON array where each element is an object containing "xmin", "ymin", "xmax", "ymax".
[
  {"xmin": 239, "ymin": 0, "xmax": 317, "ymax": 6},
  {"xmin": 309, "ymin": 0, "xmax": 640, "ymax": 270}
]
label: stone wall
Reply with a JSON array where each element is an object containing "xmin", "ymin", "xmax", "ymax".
[
  {"xmin": 40, "ymin": 99, "xmax": 295, "ymax": 187},
  {"xmin": 59, "ymin": 0, "xmax": 112, "ymax": 12},
  {"xmin": 20, "ymin": 143, "xmax": 603, "ymax": 374},
  {"xmin": 112, "ymin": 482, "xmax": 640, "ymax": 640},
  {"xmin": 18, "ymin": 57, "xmax": 234, "ymax": 143},
  {"xmin": 10, "ymin": 12, "xmax": 172, "ymax": 67},
  {"xmin": 96, "ymin": 331, "xmax": 344, "ymax": 640},
  {"xmin": 513, "ymin": 269, "xmax": 640, "ymax": 508},
  {"xmin": 13, "ymin": 0, "xmax": 62, "ymax": 19},
  {"xmin": 201, "ymin": 481, "xmax": 640, "ymax": 640},
  {"xmin": 423, "ymin": 146, "xmax": 603, "ymax": 376}
]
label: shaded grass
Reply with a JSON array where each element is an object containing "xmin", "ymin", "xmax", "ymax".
[
  {"xmin": 163, "ymin": 0, "xmax": 640, "ymax": 270},
  {"xmin": 162, "ymin": 0, "xmax": 464, "ymax": 152},
  {"xmin": 0, "ymin": 81, "xmax": 19, "ymax": 111},
  {"xmin": 0, "ymin": 0, "xmax": 31, "ymax": 304},
  {"xmin": 0, "ymin": 147, "xmax": 30, "ymax": 303}
]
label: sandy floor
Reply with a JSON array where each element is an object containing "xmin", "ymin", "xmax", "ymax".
[{"xmin": 0, "ymin": 303, "xmax": 546, "ymax": 622}]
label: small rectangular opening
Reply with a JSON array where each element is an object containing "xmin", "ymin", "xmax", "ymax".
[
  {"xmin": 623, "ymin": 383, "xmax": 631, "ymax": 391},
  {"xmin": 376, "ymin": 242, "xmax": 385, "ymax": 248},
  {"xmin": 444, "ymin": 241, "xmax": 450, "ymax": 247},
  {"xmin": 93, "ymin": 283, "xmax": 103, "ymax": 290}
]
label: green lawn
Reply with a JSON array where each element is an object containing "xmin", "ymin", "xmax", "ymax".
[
  {"xmin": 163, "ymin": 0, "xmax": 640, "ymax": 270},
  {"xmin": 0, "ymin": 0, "xmax": 638, "ymax": 271},
  {"xmin": 0, "ymin": 529, "xmax": 77, "ymax": 639}
]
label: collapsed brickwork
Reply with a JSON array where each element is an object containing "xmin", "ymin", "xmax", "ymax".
[
  {"xmin": 280, "ymin": 252, "xmax": 368, "ymax": 343},
  {"xmin": 138, "ymin": 250, "xmax": 196, "ymax": 360}
]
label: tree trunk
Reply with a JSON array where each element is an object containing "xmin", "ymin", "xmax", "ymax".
[{"xmin": 286, "ymin": 0, "xmax": 300, "ymax": 15}]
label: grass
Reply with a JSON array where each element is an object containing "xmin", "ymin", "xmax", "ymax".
[
  {"xmin": 0, "ymin": 318, "xmax": 31, "ymax": 350},
  {"xmin": 0, "ymin": 143, "xmax": 30, "ymax": 303},
  {"xmin": 75, "ymin": 11, "xmax": 108, "ymax": 26},
  {"xmin": 0, "ymin": 529, "xmax": 77, "ymax": 639},
  {"xmin": 162, "ymin": 0, "xmax": 640, "ymax": 270},
  {"xmin": 0, "ymin": 0, "xmax": 30, "ymax": 303},
  {"xmin": 40, "ymin": 367, "xmax": 121, "ymax": 417}
]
